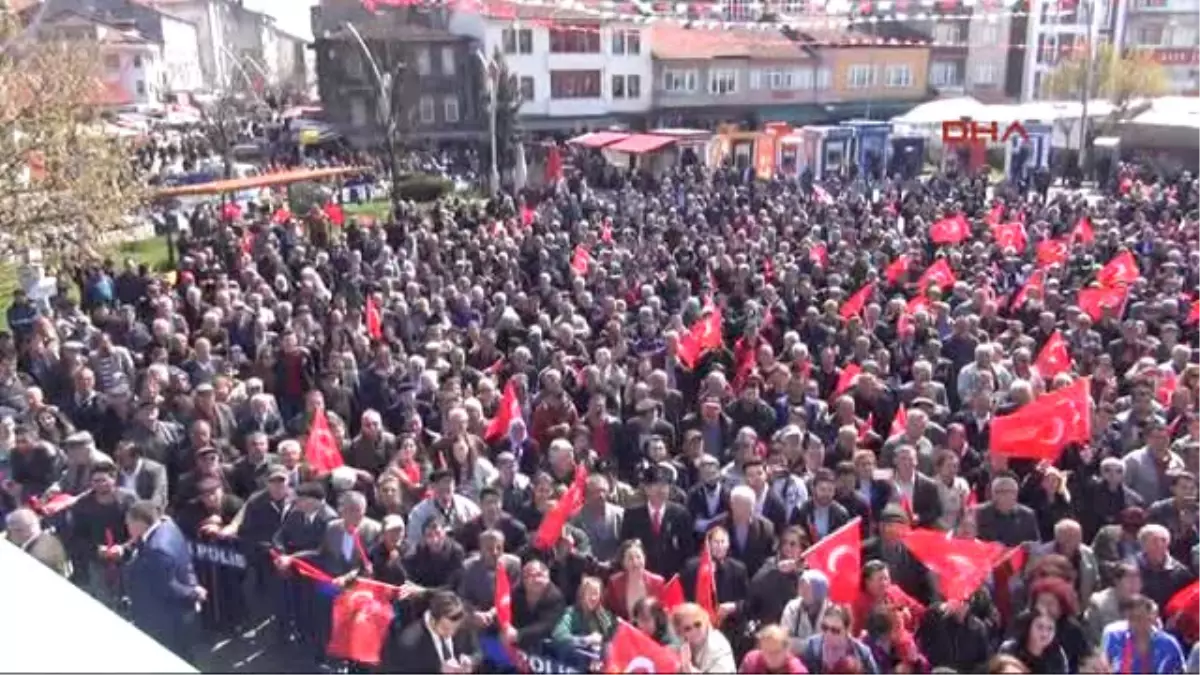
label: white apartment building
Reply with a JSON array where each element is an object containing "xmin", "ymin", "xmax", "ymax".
[
  {"xmin": 449, "ymin": 0, "xmax": 654, "ymax": 130},
  {"xmin": 39, "ymin": 11, "xmax": 170, "ymax": 105},
  {"xmin": 1118, "ymin": 0, "xmax": 1199, "ymax": 95}
]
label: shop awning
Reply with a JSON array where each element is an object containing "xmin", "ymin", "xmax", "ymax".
[
  {"xmin": 607, "ymin": 134, "xmax": 676, "ymax": 154},
  {"xmin": 567, "ymin": 131, "xmax": 630, "ymax": 149}
]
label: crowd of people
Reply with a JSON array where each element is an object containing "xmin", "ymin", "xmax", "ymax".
[{"xmin": 0, "ymin": 147, "xmax": 1198, "ymax": 675}]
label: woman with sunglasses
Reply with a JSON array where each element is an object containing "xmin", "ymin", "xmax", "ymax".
[
  {"xmin": 672, "ymin": 602, "xmax": 736, "ymax": 674},
  {"xmin": 798, "ymin": 605, "xmax": 879, "ymax": 674}
]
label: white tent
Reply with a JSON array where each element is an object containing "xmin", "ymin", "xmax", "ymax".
[
  {"xmin": 891, "ymin": 96, "xmax": 990, "ymax": 126},
  {"xmin": 0, "ymin": 541, "xmax": 198, "ymax": 674}
]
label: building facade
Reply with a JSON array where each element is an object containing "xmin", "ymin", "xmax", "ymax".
[
  {"xmin": 448, "ymin": 0, "xmax": 654, "ymax": 131},
  {"xmin": 1118, "ymin": 0, "xmax": 1199, "ymax": 95},
  {"xmin": 313, "ymin": 1, "xmax": 483, "ymax": 142}
]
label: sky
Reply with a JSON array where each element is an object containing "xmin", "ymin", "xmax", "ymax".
[{"xmin": 242, "ymin": 0, "xmax": 319, "ymax": 41}]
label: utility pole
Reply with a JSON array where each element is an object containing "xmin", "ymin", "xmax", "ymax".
[
  {"xmin": 343, "ymin": 21, "xmax": 406, "ymax": 216},
  {"xmin": 475, "ymin": 49, "xmax": 500, "ymax": 196},
  {"xmin": 1077, "ymin": 0, "xmax": 1097, "ymax": 175}
]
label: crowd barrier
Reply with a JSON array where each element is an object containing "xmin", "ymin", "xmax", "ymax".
[{"xmin": 183, "ymin": 534, "xmax": 585, "ymax": 673}]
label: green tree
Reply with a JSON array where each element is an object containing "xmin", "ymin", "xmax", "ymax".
[
  {"xmin": 487, "ymin": 48, "xmax": 523, "ymax": 179},
  {"xmin": 1042, "ymin": 42, "xmax": 1168, "ymax": 128}
]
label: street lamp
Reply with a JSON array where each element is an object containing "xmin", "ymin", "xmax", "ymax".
[
  {"xmin": 1077, "ymin": 0, "xmax": 1098, "ymax": 174},
  {"xmin": 342, "ymin": 21, "xmax": 405, "ymax": 213},
  {"xmin": 475, "ymin": 49, "xmax": 500, "ymax": 196}
]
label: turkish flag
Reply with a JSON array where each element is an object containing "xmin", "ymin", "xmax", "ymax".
[
  {"xmin": 533, "ymin": 465, "xmax": 587, "ymax": 549},
  {"xmin": 323, "ymin": 202, "xmax": 345, "ymax": 227},
  {"xmin": 484, "ymin": 381, "xmax": 521, "ymax": 443},
  {"xmin": 365, "ymin": 295, "xmax": 383, "ymax": 340},
  {"xmin": 834, "ymin": 363, "xmax": 862, "ymax": 399},
  {"xmin": 810, "ymin": 244, "xmax": 829, "ymax": 267},
  {"xmin": 840, "ymin": 282, "xmax": 875, "ymax": 322},
  {"xmin": 695, "ymin": 541, "xmax": 718, "ymax": 624},
  {"xmin": 272, "ymin": 207, "xmax": 292, "ymax": 224},
  {"xmin": 677, "ymin": 310, "xmax": 723, "ymax": 369},
  {"xmin": 986, "ymin": 203, "xmax": 1005, "ymax": 227},
  {"xmin": 801, "ymin": 517, "xmax": 862, "ymax": 604},
  {"xmin": 1166, "ymin": 580, "xmax": 1199, "ymax": 624},
  {"xmin": 1072, "ymin": 216, "xmax": 1095, "ymax": 244},
  {"xmin": 1096, "ymin": 250, "xmax": 1140, "ymax": 287},
  {"xmin": 606, "ymin": 621, "xmax": 681, "ymax": 674},
  {"xmin": 327, "ymin": 584, "xmax": 395, "ymax": 666},
  {"xmin": 1078, "ymin": 285, "xmax": 1129, "ymax": 321},
  {"xmin": 990, "ymin": 377, "xmax": 1091, "ymax": 462},
  {"xmin": 304, "ymin": 407, "xmax": 344, "ymax": 474},
  {"xmin": 1036, "ymin": 239, "xmax": 1069, "ymax": 268},
  {"xmin": 495, "ymin": 561, "xmax": 513, "ymax": 629},
  {"xmin": 918, "ymin": 258, "xmax": 957, "ymax": 292},
  {"xmin": 890, "ymin": 406, "xmax": 908, "ymax": 438},
  {"xmin": 1034, "ymin": 331, "xmax": 1072, "ymax": 379},
  {"xmin": 884, "ymin": 255, "xmax": 910, "ymax": 285},
  {"xmin": 660, "ymin": 574, "xmax": 685, "ymax": 612},
  {"xmin": 570, "ymin": 246, "xmax": 593, "ymax": 275},
  {"xmin": 903, "ymin": 530, "xmax": 1007, "ymax": 604},
  {"xmin": 930, "ymin": 214, "xmax": 970, "ymax": 245},
  {"xmin": 992, "ymin": 222, "xmax": 1027, "ymax": 251},
  {"xmin": 220, "ymin": 202, "xmax": 242, "ymax": 222},
  {"xmin": 1010, "ymin": 269, "xmax": 1046, "ymax": 311}
]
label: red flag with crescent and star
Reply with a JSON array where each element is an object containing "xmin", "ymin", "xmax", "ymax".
[
  {"xmin": 484, "ymin": 381, "xmax": 521, "ymax": 443},
  {"xmin": 365, "ymin": 295, "xmax": 383, "ymax": 340},
  {"xmin": 840, "ymin": 282, "xmax": 875, "ymax": 322},
  {"xmin": 533, "ymin": 465, "xmax": 588, "ymax": 550},
  {"xmin": 1072, "ymin": 216, "xmax": 1095, "ymax": 244},
  {"xmin": 1078, "ymin": 285, "xmax": 1129, "ymax": 322},
  {"xmin": 1096, "ymin": 251, "xmax": 1140, "ymax": 287},
  {"xmin": 989, "ymin": 377, "xmax": 1091, "ymax": 462},
  {"xmin": 695, "ymin": 540, "xmax": 718, "ymax": 625},
  {"xmin": 800, "ymin": 517, "xmax": 863, "ymax": 604},
  {"xmin": 833, "ymin": 363, "xmax": 862, "ymax": 400},
  {"xmin": 1034, "ymin": 331, "xmax": 1072, "ymax": 379},
  {"xmin": 326, "ymin": 583, "xmax": 394, "ymax": 666},
  {"xmin": 930, "ymin": 214, "xmax": 970, "ymax": 245},
  {"xmin": 902, "ymin": 529, "xmax": 1007, "ymax": 604},
  {"xmin": 606, "ymin": 620, "xmax": 681, "ymax": 674},
  {"xmin": 1010, "ymin": 268, "xmax": 1046, "ymax": 311},
  {"xmin": 303, "ymin": 407, "xmax": 344, "ymax": 474},
  {"xmin": 917, "ymin": 258, "xmax": 957, "ymax": 292},
  {"xmin": 677, "ymin": 309, "xmax": 723, "ymax": 369},
  {"xmin": 495, "ymin": 561, "xmax": 513, "ymax": 629},
  {"xmin": 884, "ymin": 254, "xmax": 910, "ymax": 286}
]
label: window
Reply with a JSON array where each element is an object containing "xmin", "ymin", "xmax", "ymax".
[
  {"xmin": 973, "ymin": 62, "xmax": 998, "ymax": 85},
  {"xmin": 724, "ymin": 0, "xmax": 754, "ymax": 19},
  {"xmin": 1171, "ymin": 26, "xmax": 1198, "ymax": 47},
  {"xmin": 885, "ymin": 64, "xmax": 912, "ymax": 88},
  {"xmin": 349, "ymin": 97, "xmax": 368, "ymax": 126},
  {"xmin": 549, "ymin": 26, "xmax": 601, "ymax": 53},
  {"xmin": 550, "ymin": 70, "xmax": 601, "ymax": 98},
  {"xmin": 662, "ymin": 68, "xmax": 698, "ymax": 93},
  {"xmin": 1136, "ymin": 24, "xmax": 1165, "ymax": 45},
  {"xmin": 933, "ymin": 23, "xmax": 961, "ymax": 43},
  {"xmin": 104, "ymin": 54, "xmax": 120, "ymax": 70},
  {"xmin": 519, "ymin": 75, "xmax": 535, "ymax": 101},
  {"xmin": 415, "ymin": 47, "xmax": 431, "ymax": 76},
  {"xmin": 779, "ymin": 0, "xmax": 805, "ymax": 14},
  {"xmin": 769, "ymin": 69, "xmax": 793, "ymax": 90},
  {"xmin": 930, "ymin": 60, "xmax": 960, "ymax": 86},
  {"xmin": 816, "ymin": 67, "xmax": 832, "ymax": 89},
  {"xmin": 443, "ymin": 96, "xmax": 459, "ymax": 123},
  {"xmin": 502, "ymin": 28, "xmax": 533, "ymax": 54},
  {"xmin": 418, "ymin": 95, "xmax": 435, "ymax": 123},
  {"xmin": 847, "ymin": 64, "xmax": 874, "ymax": 88},
  {"xmin": 611, "ymin": 74, "xmax": 640, "ymax": 98},
  {"xmin": 136, "ymin": 80, "xmax": 145, "ymax": 95},
  {"xmin": 794, "ymin": 67, "xmax": 814, "ymax": 89},
  {"xmin": 709, "ymin": 68, "xmax": 737, "ymax": 95},
  {"xmin": 749, "ymin": 69, "xmax": 763, "ymax": 89},
  {"xmin": 975, "ymin": 23, "xmax": 1001, "ymax": 44},
  {"xmin": 441, "ymin": 46, "xmax": 455, "ymax": 75},
  {"xmin": 611, "ymin": 30, "xmax": 641, "ymax": 55},
  {"xmin": 133, "ymin": 54, "xmax": 143, "ymax": 68}
]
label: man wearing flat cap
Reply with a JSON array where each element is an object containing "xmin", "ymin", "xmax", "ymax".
[{"xmin": 619, "ymin": 464, "xmax": 693, "ymax": 578}]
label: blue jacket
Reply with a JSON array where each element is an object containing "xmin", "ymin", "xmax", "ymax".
[
  {"xmin": 124, "ymin": 518, "xmax": 199, "ymax": 633},
  {"xmin": 1100, "ymin": 622, "xmax": 1185, "ymax": 674}
]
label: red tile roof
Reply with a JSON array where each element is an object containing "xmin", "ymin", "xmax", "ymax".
[{"xmin": 651, "ymin": 25, "xmax": 814, "ymax": 60}]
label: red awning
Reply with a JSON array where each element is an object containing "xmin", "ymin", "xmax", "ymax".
[
  {"xmin": 567, "ymin": 131, "xmax": 630, "ymax": 149},
  {"xmin": 606, "ymin": 134, "xmax": 677, "ymax": 154}
]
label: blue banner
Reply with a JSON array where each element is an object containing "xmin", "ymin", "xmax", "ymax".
[{"xmin": 479, "ymin": 636, "xmax": 583, "ymax": 674}]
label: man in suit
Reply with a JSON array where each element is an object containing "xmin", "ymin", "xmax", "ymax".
[
  {"xmin": 272, "ymin": 482, "xmax": 337, "ymax": 648},
  {"xmin": 686, "ymin": 455, "xmax": 730, "ymax": 538},
  {"xmin": 113, "ymin": 440, "xmax": 169, "ymax": 510},
  {"xmin": 386, "ymin": 590, "xmax": 480, "ymax": 673},
  {"xmin": 792, "ymin": 468, "xmax": 853, "ymax": 542},
  {"xmin": 976, "ymin": 473, "xmax": 1041, "ymax": 546},
  {"xmin": 120, "ymin": 499, "xmax": 205, "ymax": 662},
  {"xmin": 744, "ymin": 459, "xmax": 790, "ymax": 533},
  {"xmin": 713, "ymin": 484, "xmax": 776, "ymax": 577},
  {"xmin": 5, "ymin": 508, "xmax": 70, "ymax": 576},
  {"xmin": 570, "ymin": 475, "xmax": 624, "ymax": 563},
  {"xmin": 618, "ymin": 400, "xmax": 677, "ymax": 482},
  {"xmin": 892, "ymin": 445, "xmax": 943, "ymax": 529},
  {"xmin": 852, "ymin": 449, "xmax": 894, "ymax": 523},
  {"xmin": 619, "ymin": 465, "xmax": 694, "ymax": 579},
  {"xmin": 296, "ymin": 490, "xmax": 381, "ymax": 582}
]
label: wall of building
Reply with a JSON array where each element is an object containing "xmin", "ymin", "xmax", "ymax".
[
  {"xmin": 826, "ymin": 46, "xmax": 930, "ymax": 100},
  {"xmin": 160, "ymin": 14, "xmax": 204, "ymax": 92},
  {"xmin": 652, "ymin": 58, "xmax": 836, "ymax": 109}
]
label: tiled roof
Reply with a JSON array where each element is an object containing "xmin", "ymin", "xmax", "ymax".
[
  {"xmin": 472, "ymin": 0, "xmax": 635, "ymax": 21},
  {"xmin": 651, "ymin": 25, "xmax": 814, "ymax": 60}
]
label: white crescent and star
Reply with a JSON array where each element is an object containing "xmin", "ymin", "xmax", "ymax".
[
  {"xmin": 826, "ymin": 544, "xmax": 854, "ymax": 576},
  {"xmin": 625, "ymin": 656, "xmax": 657, "ymax": 673}
]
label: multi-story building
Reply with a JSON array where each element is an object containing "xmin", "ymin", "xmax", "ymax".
[
  {"xmin": 313, "ymin": 1, "xmax": 483, "ymax": 142},
  {"xmin": 449, "ymin": 0, "xmax": 654, "ymax": 131},
  {"xmin": 38, "ymin": 10, "xmax": 169, "ymax": 105},
  {"xmin": 1020, "ymin": 0, "xmax": 1120, "ymax": 99},
  {"xmin": 651, "ymin": 24, "xmax": 930, "ymax": 126},
  {"xmin": 1118, "ymin": 0, "xmax": 1199, "ymax": 95}
]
